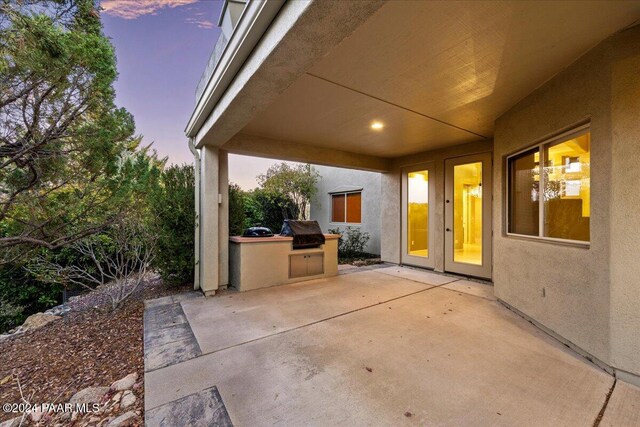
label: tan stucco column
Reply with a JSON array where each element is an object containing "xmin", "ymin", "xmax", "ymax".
[
  {"xmin": 197, "ymin": 146, "xmax": 229, "ymax": 296},
  {"xmin": 200, "ymin": 145, "xmax": 220, "ymax": 296},
  {"xmin": 218, "ymin": 150, "xmax": 229, "ymax": 289}
]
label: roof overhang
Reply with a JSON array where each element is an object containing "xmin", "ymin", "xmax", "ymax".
[
  {"xmin": 185, "ymin": 0, "xmax": 286, "ymax": 139},
  {"xmin": 187, "ymin": 0, "xmax": 640, "ymax": 167}
]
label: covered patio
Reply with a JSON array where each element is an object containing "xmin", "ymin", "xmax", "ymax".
[
  {"xmin": 185, "ymin": 0, "xmax": 640, "ymax": 388},
  {"xmin": 143, "ymin": 267, "xmax": 639, "ymax": 426}
]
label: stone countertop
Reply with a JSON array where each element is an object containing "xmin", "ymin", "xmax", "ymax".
[{"xmin": 229, "ymin": 234, "xmax": 340, "ymax": 243}]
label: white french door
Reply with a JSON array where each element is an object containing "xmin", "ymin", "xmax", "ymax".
[
  {"xmin": 401, "ymin": 163, "xmax": 435, "ymax": 268},
  {"xmin": 444, "ymin": 153, "xmax": 492, "ymax": 279}
]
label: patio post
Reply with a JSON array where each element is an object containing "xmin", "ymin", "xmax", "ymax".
[
  {"xmin": 200, "ymin": 145, "xmax": 220, "ymax": 296},
  {"xmin": 218, "ymin": 149, "xmax": 229, "ymax": 288}
]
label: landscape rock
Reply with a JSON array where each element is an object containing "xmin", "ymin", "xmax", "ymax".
[
  {"xmin": 44, "ymin": 304, "xmax": 71, "ymax": 316},
  {"xmin": 98, "ymin": 417, "xmax": 115, "ymax": 427},
  {"xmin": 69, "ymin": 386, "xmax": 110, "ymax": 405},
  {"xmin": 120, "ymin": 391, "xmax": 136, "ymax": 409},
  {"xmin": 21, "ymin": 313, "xmax": 61, "ymax": 331},
  {"xmin": 29, "ymin": 410, "xmax": 44, "ymax": 422},
  {"xmin": 110, "ymin": 373, "xmax": 137, "ymax": 391},
  {"xmin": 106, "ymin": 411, "xmax": 137, "ymax": 427},
  {"xmin": 0, "ymin": 417, "xmax": 22, "ymax": 427}
]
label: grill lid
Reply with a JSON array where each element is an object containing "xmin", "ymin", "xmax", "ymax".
[
  {"xmin": 280, "ymin": 220, "xmax": 326, "ymax": 249},
  {"xmin": 242, "ymin": 227, "xmax": 274, "ymax": 238}
]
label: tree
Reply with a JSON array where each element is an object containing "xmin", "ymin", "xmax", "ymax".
[
  {"xmin": 249, "ymin": 189, "xmax": 298, "ymax": 233},
  {"xmin": 149, "ymin": 164, "xmax": 195, "ymax": 285},
  {"xmin": 0, "ymin": 0, "xmax": 140, "ymax": 260},
  {"xmin": 28, "ymin": 217, "xmax": 157, "ymax": 310},
  {"xmin": 257, "ymin": 163, "xmax": 319, "ymax": 220}
]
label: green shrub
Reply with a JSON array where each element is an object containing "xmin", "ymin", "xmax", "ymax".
[
  {"xmin": 149, "ymin": 164, "xmax": 194, "ymax": 285},
  {"xmin": 0, "ymin": 262, "xmax": 62, "ymax": 333},
  {"xmin": 250, "ymin": 189, "xmax": 298, "ymax": 234},
  {"xmin": 328, "ymin": 227, "xmax": 371, "ymax": 259},
  {"xmin": 228, "ymin": 187, "xmax": 299, "ymax": 236},
  {"xmin": 0, "ymin": 300, "xmax": 23, "ymax": 333},
  {"xmin": 229, "ymin": 184, "xmax": 246, "ymax": 236}
]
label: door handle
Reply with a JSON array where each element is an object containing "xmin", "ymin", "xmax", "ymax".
[{"xmin": 446, "ymin": 228, "xmax": 451, "ymax": 232}]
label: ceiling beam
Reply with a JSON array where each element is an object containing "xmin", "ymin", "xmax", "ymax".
[{"xmin": 222, "ymin": 133, "xmax": 391, "ymax": 172}]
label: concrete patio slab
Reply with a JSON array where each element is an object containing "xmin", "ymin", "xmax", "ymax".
[
  {"xmin": 144, "ymin": 303, "xmax": 188, "ymax": 332},
  {"xmin": 145, "ymin": 291, "xmax": 203, "ymax": 310},
  {"xmin": 377, "ymin": 266, "xmax": 459, "ymax": 286},
  {"xmin": 181, "ymin": 270, "xmax": 432, "ymax": 354},
  {"xmin": 146, "ymin": 271, "xmax": 614, "ymax": 426},
  {"xmin": 338, "ymin": 263, "xmax": 389, "ymax": 275},
  {"xmin": 146, "ymin": 386, "xmax": 232, "ymax": 427},
  {"xmin": 440, "ymin": 279, "xmax": 496, "ymax": 301},
  {"xmin": 144, "ymin": 297, "xmax": 202, "ymax": 372},
  {"xmin": 599, "ymin": 380, "xmax": 640, "ymax": 426}
]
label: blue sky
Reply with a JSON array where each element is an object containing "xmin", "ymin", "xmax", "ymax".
[{"xmin": 101, "ymin": 0, "xmax": 285, "ymax": 189}]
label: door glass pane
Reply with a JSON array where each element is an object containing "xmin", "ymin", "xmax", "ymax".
[
  {"xmin": 508, "ymin": 148, "xmax": 540, "ymax": 236},
  {"xmin": 453, "ymin": 162, "xmax": 482, "ymax": 265},
  {"xmin": 407, "ymin": 171, "xmax": 429, "ymax": 257},
  {"xmin": 543, "ymin": 132, "xmax": 590, "ymax": 241}
]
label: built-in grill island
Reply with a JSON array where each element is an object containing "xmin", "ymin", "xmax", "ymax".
[
  {"xmin": 279, "ymin": 220, "xmax": 326, "ymax": 249},
  {"xmin": 229, "ymin": 220, "xmax": 339, "ymax": 291}
]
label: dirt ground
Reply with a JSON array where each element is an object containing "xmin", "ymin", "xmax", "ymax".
[{"xmin": 0, "ymin": 280, "xmax": 191, "ymax": 424}]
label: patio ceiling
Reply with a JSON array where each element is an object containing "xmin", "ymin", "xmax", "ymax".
[{"xmin": 236, "ymin": 1, "xmax": 640, "ymax": 158}]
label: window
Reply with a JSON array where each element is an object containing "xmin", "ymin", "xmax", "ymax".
[
  {"xmin": 331, "ymin": 192, "xmax": 361, "ymax": 223},
  {"xmin": 507, "ymin": 127, "xmax": 590, "ymax": 243}
]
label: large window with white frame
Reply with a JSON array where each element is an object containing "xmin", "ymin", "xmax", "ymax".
[
  {"xmin": 331, "ymin": 191, "xmax": 362, "ymax": 224},
  {"xmin": 507, "ymin": 125, "xmax": 591, "ymax": 244}
]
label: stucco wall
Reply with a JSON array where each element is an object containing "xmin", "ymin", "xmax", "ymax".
[
  {"xmin": 609, "ymin": 26, "xmax": 640, "ymax": 379},
  {"xmin": 380, "ymin": 170, "xmax": 401, "ymax": 263},
  {"xmin": 494, "ymin": 25, "xmax": 640, "ymax": 377},
  {"xmin": 310, "ymin": 165, "xmax": 382, "ymax": 254}
]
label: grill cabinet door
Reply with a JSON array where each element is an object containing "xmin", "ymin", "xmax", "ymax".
[
  {"xmin": 289, "ymin": 254, "xmax": 308, "ymax": 278},
  {"xmin": 307, "ymin": 253, "xmax": 324, "ymax": 276}
]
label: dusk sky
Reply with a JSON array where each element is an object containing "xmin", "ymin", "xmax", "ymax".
[{"xmin": 100, "ymin": 0, "xmax": 289, "ymax": 190}]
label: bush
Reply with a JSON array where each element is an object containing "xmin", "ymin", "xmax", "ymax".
[
  {"xmin": 328, "ymin": 227, "xmax": 371, "ymax": 259},
  {"xmin": 0, "ymin": 262, "xmax": 62, "ymax": 333},
  {"xmin": 229, "ymin": 184, "xmax": 246, "ymax": 236},
  {"xmin": 229, "ymin": 186, "xmax": 299, "ymax": 236},
  {"xmin": 0, "ymin": 300, "xmax": 24, "ymax": 333},
  {"xmin": 29, "ymin": 218, "xmax": 157, "ymax": 310},
  {"xmin": 250, "ymin": 189, "xmax": 298, "ymax": 234},
  {"xmin": 149, "ymin": 164, "xmax": 195, "ymax": 285}
]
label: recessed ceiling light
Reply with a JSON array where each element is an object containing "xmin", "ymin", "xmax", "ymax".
[{"xmin": 370, "ymin": 121, "xmax": 384, "ymax": 130}]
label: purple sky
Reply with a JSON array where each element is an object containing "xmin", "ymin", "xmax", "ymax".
[{"xmin": 100, "ymin": 0, "xmax": 286, "ymax": 189}]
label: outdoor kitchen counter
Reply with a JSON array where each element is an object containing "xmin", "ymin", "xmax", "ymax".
[
  {"xmin": 229, "ymin": 234, "xmax": 339, "ymax": 291},
  {"xmin": 229, "ymin": 234, "xmax": 340, "ymax": 243}
]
